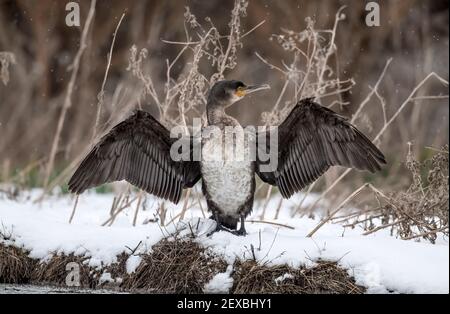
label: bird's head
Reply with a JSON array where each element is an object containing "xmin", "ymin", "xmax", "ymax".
[{"xmin": 207, "ymin": 80, "xmax": 270, "ymax": 108}]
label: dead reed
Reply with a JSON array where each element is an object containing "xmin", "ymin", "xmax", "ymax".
[{"xmin": 330, "ymin": 145, "xmax": 449, "ymax": 243}]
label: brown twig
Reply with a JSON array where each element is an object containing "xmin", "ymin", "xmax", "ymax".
[
  {"xmin": 362, "ymin": 219, "xmax": 407, "ymax": 236},
  {"xmin": 247, "ymin": 220, "xmax": 295, "ymax": 230},
  {"xmin": 94, "ymin": 13, "xmax": 125, "ymax": 138},
  {"xmin": 307, "ymin": 183, "xmax": 369, "ymax": 237}
]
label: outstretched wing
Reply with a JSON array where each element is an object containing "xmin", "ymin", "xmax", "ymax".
[
  {"xmin": 68, "ymin": 110, "xmax": 201, "ymax": 203},
  {"xmin": 256, "ymin": 98, "xmax": 386, "ymax": 199}
]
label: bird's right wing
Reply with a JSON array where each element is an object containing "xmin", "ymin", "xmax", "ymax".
[{"xmin": 68, "ymin": 110, "xmax": 201, "ymax": 204}]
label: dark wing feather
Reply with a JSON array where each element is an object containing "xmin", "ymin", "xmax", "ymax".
[
  {"xmin": 256, "ymin": 98, "xmax": 386, "ymax": 198},
  {"xmin": 68, "ymin": 110, "xmax": 201, "ymax": 204}
]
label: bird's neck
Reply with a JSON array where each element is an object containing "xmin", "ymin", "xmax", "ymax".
[
  {"xmin": 207, "ymin": 105, "xmax": 225, "ymax": 125},
  {"xmin": 206, "ymin": 102, "xmax": 238, "ymax": 127}
]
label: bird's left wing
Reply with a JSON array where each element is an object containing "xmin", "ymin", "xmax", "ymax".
[
  {"xmin": 68, "ymin": 110, "xmax": 201, "ymax": 203},
  {"xmin": 255, "ymin": 98, "xmax": 386, "ymax": 199}
]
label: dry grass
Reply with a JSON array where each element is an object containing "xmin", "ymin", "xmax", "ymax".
[
  {"xmin": 232, "ymin": 260, "xmax": 364, "ymax": 294},
  {"xmin": 30, "ymin": 252, "xmax": 129, "ymax": 289},
  {"xmin": 31, "ymin": 254, "xmax": 96, "ymax": 288},
  {"xmin": 332, "ymin": 145, "xmax": 449, "ymax": 243},
  {"xmin": 0, "ymin": 244, "xmax": 36, "ymax": 284},
  {"xmin": 0, "ymin": 237, "xmax": 365, "ymax": 294},
  {"xmin": 122, "ymin": 239, "xmax": 228, "ymax": 293}
]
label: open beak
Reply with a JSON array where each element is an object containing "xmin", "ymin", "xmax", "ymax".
[{"xmin": 244, "ymin": 84, "xmax": 270, "ymax": 95}]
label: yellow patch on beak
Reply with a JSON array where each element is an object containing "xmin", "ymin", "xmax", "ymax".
[{"xmin": 235, "ymin": 88, "xmax": 246, "ymax": 97}]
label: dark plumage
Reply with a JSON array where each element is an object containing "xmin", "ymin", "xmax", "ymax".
[
  {"xmin": 68, "ymin": 80, "xmax": 386, "ymax": 236},
  {"xmin": 68, "ymin": 110, "xmax": 201, "ymax": 203},
  {"xmin": 256, "ymin": 98, "xmax": 386, "ymax": 199}
]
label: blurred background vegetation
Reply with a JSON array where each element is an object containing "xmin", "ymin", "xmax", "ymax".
[{"xmin": 0, "ymin": 0, "xmax": 448, "ymax": 195}]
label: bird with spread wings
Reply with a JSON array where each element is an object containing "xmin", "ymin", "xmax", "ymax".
[{"xmin": 69, "ymin": 82, "xmax": 385, "ymax": 235}]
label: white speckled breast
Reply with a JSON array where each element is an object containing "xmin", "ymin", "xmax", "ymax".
[{"xmin": 201, "ymin": 127, "xmax": 254, "ymax": 216}]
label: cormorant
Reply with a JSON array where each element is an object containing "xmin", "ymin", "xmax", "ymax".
[{"xmin": 68, "ymin": 80, "xmax": 386, "ymax": 235}]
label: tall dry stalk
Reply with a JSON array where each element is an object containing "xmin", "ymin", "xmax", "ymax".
[
  {"xmin": 43, "ymin": 0, "xmax": 97, "ymax": 189},
  {"xmin": 94, "ymin": 13, "xmax": 126, "ymax": 139}
]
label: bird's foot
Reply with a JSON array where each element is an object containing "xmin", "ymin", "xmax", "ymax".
[
  {"xmin": 232, "ymin": 227, "xmax": 247, "ymax": 236},
  {"xmin": 207, "ymin": 223, "xmax": 247, "ymax": 237},
  {"xmin": 233, "ymin": 215, "xmax": 248, "ymax": 236}
]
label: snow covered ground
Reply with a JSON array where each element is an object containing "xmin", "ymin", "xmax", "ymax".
[{"xmin": 0, "ymin": 189, "xmax": 448, "ymax": 294}]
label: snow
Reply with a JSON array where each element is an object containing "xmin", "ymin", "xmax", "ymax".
[
  {"xmin": 126, "ymin": 255, "xmax": 142, "ymax": 274},
  {"xmin": 274, "ymin": 273, "xmax": 294, "ymax": 284},
  {"xmin": 203, "ymin": 265, "xmax": 234, "ymax": 293},
  {"xmin": 0, "ymin": 189, "xmax": 448, "ymax": 294},
  {"xmin": 99, "ymin": 272, "xmax": 113, "ymax": 284}
]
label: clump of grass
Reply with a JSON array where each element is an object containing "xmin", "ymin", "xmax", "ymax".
[
  {"xmin": 31, "ymin": 251, "xmax": 129, "ymax": 289},
  {"xmin": 31, "ymin": 254, "xmax": 97, "ymax": 288},
  {"xmin": 232, "ymin": 259, "xmax": 364, "ymax": 294},
  {"xmin": 0, "ymin": 244, "xmax": 36, "ymax": 284},
  {"xmin": 122, "ymin": 239, "xmax": 228, "ymax": 293}
]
